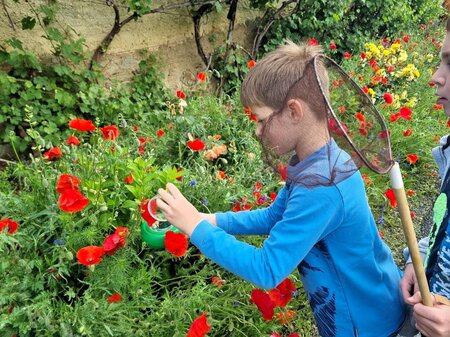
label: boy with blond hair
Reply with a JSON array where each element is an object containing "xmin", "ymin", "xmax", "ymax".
[{"xmin": 158, "ymin": 41, "xmax": 406, "ymax": 336}]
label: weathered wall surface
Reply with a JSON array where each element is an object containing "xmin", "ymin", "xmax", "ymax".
[{"xmin": 0, "ymin": 0, "xmax": 258, "ymax": 89}]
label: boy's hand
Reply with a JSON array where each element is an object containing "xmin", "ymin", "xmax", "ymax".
[
  {"xmin": 157, "ymin": 183, "xmax": 202, "ymax": 237},
  {"xmin": 400, "ymin": 263, "xmax": 419, "ymax": 303},
  {"xmin": 413, "ymin": 295, "xmax": 450, "ymax": 337}
]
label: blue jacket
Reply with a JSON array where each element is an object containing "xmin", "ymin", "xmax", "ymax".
[{"xmin": 191, "ymin": 140, "xmax": 405, "ymax": 336}]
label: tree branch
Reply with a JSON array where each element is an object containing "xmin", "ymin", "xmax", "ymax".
[
  {"xmin": 251, "ymin": 0, "xmax": 298, "ymax": 58},
  {"xmin": 1, "ymin": 0, "xmax": 15, "ymax": 31},
  {"xmin": 90, "ymin": 0, "xmax": 218, "ymax": 68},
  {"xmin": 192, "ymin": 3, "xmax": 214, "ymax": 67}
]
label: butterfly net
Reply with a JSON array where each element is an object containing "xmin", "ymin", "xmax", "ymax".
[{"xmin": 313, "ymin": 55, "xmax": 394, "ymax": 175}]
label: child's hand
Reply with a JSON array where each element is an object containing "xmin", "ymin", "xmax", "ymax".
[
  {"xmin": 413, "ymin": 295, "xmax": 450, "ymax": 337},
  {"xmin": 400, "ymin": 263, "xmax": 419, "ymax": 303},
  {"xmin": 156, "ymin": 183, "xmax": 202, "ymax": 237}
]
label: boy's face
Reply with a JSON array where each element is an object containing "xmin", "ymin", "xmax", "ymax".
[
  {"xmin": 252, "ymin": 105, "xmax": 297, "ymax": 156},
  {"xmin": 432, "ymin": 33, "xmax": 450, "ymax": 117}
]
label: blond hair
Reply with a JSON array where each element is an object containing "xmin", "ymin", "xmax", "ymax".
[{"xmin": 240, "ymin": 41, "xmax": 328, "ymax": 115}]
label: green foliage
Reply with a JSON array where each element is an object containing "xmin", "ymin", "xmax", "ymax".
[{"xmin": 262, "ymin": 0, "xmax": 444, "ymax": 57}]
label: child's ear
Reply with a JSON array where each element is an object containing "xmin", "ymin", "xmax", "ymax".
[{"xmin": 287, "ymin": 99, "xmax": 304, "ymax": 122}]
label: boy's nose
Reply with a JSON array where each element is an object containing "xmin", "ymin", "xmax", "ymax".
[
  {"xmin": 431, "ymin": 67, "xmax": 444, "ymax": 86},
  {"xmin": 255, "ymin": 125, "xmax": 262, "ymax": 138}
]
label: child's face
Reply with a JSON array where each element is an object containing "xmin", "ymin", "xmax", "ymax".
[
  {"xmin": 252, "ymin": 105, "xmax": 297, "ymax": 156},
  {"xmin": 432, "ymin": 33, "xmax": 450, "ymax": 117}
]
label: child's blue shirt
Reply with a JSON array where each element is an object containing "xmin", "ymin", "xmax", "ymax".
[{"xmin": 191, "ymin": 140, "xmax": 405, "ymax": 337}]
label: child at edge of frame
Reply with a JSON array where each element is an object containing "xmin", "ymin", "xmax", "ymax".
[
  {"xmin": 157, "ymin": 40, "xmax": 406, "ymax": 337},
  {"xmin": 397, "ymin": 16, "xmax": 450, "ymax": 337}
]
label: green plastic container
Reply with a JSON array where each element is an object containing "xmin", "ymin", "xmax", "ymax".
[{"xmin": 141, "ymin": 221, "xmax": 180, "ymax": 249}]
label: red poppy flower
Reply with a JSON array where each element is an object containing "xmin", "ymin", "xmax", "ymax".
[
  {"xmin": 244, "ymin": 107, "xmax": 257, "ymax": 122},
  {"xmin": 58, "ymin": 189, "xmax": 90, "ymax": 213},
  {"xmin": 390, "ymin": 113, "xmax": 400, "ymax": 122},
  {"xmin": 406, "ymin": 154, "xmax": 418, "ymax": 165},
  {"xmin": 186, "ymin": 313, "xmax": 211, "ymax": 337},
  {"xmin": 268, "ymin": 278, "xmax": 296, "ymax": 307},
  {"xmin": 43, "ymin": 147, "xmax": 62, "ymax": 161},
  {"xmin": 433, "ymin": 104, "xmax": 443, "ymax": 110},
  {"xmin": 248, "ymin": 59, "xmax": 256, "ymax": 68},
  {"xmin": 67, "ymin": 135, "xmax": 80, "ymax": 146},
  {"xmin": 187, "ymin": 139, "xmax": 206, "ymax": 151},
  {"xmin": 56, "ymin": 174, "xmax": 80, "ymax": 194},
  {"xmin": 133, "ymin": 125, "xmax": 139, "ymax": 131},
  {"xmin": 0, "ymin": 218, "xmax": 19, "ymax": 234},
  {"xmin": 270, "ymin": 333, "xmax": 282, "ymax": 337},
  {"xmin": 383, "ymin": 93, "xmax": 394, "ymax": 104},
  {"xmin": 100, "ymin": 125, "xmax": 119, "ymax": 140},
  {"xmin": 156, "ymin": 129, "xmax": 165, "ymax": 137},
  {"xmin": 251, "ymin": 289, "xmax": 275, "ymax": 321},
  {"xmin": 329, "ymin": 41, "xmax": 337, "ymax": 50},
  {"xmin": 361, "ymin": 52, "xmax": 366, "ymax": 60},
  {"xmin": 107, "ymin": 292, "xmax": 122, "ymax": 303},
  {"xmin": 343, "ymin": 52, "xmax": 352, "ymax": 59},
  {"xmin": 355, "ymin": 112, "xmax": 365, "ymax": 122},
  {"xmin": 385, "ymin": 189, "xmax": 397, "ymax": 208},
  {"xmin": 140, "ymin": 199, "xmax": 156, "ymax": 226},
  {"xmin": 103, "ymin": 233, "xmax": 124, "ymax": 255},
  {"xmin": 176, "ymin": 90, "xmax": 186, "ymax": 99},
  {"xmin": 164, "ymin": 230, "xmax": 189, "ymax": 257},
  {"xmin": 211, "ymin": 276, "xmax": 224, "ymax": 287},
  {"xmin": 407, "ymin": 189, "xmax": 415, "ymax": 196},
  {"xmin": 278, "ymin": 164, "xmax": 287, "ymax": 181},
  {"xmin": 124, "ymin": 175, "xmax": 133, "ymax": 184},
  {"xmin": 196, "ymin": 72, "xmax": 207, "ymax": 82},
  {"xmin": 76, "ymin": 246, "xmax": 104, "ymax": 265},
  {"xmin": 114, "ymin": 226, "xmax": 130, "ymax": 242},
  {"xmin": 176, "ymin": 168, "xmax": 184, "ymax": 181},
  {"xmin": 217, "ymin": 170, "xmax": 225, "ymax": 179},
  {"xmin": 403, "ymin": 129, "xmax": 413, "ymax": 137},
  {"xmin": 68, "ymin": 118, "xmax": 96, "ymax": 132},
  {"xmin": 379, "ymin": 230, "xmax": 384, "ymax": 239},
  {"xmin": 399, "ymin": 107, "xmax": 412, "ymax": 120},
  {"xmin": 275, "ymin": 309, "xmax": 297, "ymax": 324},
  {"xmin": 307, "ymin": 38, "xmax": 319, "ymax": 46}
]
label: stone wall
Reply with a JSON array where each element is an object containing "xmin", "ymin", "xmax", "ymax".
[{"xmin": 0, "ymin": 0, "xmax": 258, "ymax": 89}]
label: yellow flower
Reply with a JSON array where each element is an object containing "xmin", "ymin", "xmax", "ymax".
[
  {"xmin": 367, "ymin": 88, "xmax": 375, "ymax": 97},
  {"xmin": 405, "ymin": 97, "xmax": 418, "ymax": 107},
  {"xmin": 398, "ymin": 50, "xmax": 408, "ymax": 63},
  {"xmin": 390, "ymin": 42, "xmax": 401, "ymax": 52},
  {"xmin": 426, "ymin": 54, "xmax": 435, "ymax": 63}
]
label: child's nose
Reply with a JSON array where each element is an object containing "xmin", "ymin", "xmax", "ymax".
[
  {"xmin": 255, "ymin": 125, "xmax": 262, "ymax": 138},
  {"xmin": 431, "ymin": 67, "xmax": 444, "ymax": 86}
]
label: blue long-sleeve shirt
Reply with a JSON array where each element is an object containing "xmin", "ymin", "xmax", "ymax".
[{"xmin": 191, "ymin": 140, "xmax": 405, "ymax": 337}]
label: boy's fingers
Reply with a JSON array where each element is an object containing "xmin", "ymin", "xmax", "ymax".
[
  {"xmin": 158, "ymin": 188, "xmax": 174, "ymax": 203},
  {"xmin": 166, "ymin": 183, "xmax": 184, "ymax": 199}
]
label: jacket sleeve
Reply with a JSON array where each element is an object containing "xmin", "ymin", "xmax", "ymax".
[
  {"xmin": 190, "ymin": 185, "xmax": 343, "ymax": 289},
  {"xmin": 403, "ymin": 236, "xmax": 430, "ymax": 264},
  {"xmin": 215, "ymin": 187, "xmax": 288, "ymax": 236}
]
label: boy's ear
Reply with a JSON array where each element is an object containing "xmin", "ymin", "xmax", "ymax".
[{"xmin": 287, "ymin": 99, "xmax": 304, "ymax": 122}]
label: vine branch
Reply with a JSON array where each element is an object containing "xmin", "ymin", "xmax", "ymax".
[
  {"xmin": 251, "ymin": 0, "xmax": 298, "ymax": 58},
  {"xmin": 90, "ymin": 0, "xmax": 218, "ymax": 68},
  {"xmin": 1, "ymin": 0, "xmax": 15, "ymax": 31}
]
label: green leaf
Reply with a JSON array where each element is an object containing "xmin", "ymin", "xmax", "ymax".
[{"xmin": 21, "ymin": 16, "xmax": 36, "ymax": 30}]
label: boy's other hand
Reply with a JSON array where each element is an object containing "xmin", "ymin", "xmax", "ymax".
[
  {"xmin": 157, "ymin": 183, "xmax": 202, "ymax": 237},
  {"xmin": 400, "ymin": 263, "xmax": 419, "ymax": 303},
  {"xmin": 413, "ymin": 295, "xmax": 450, "ymax": 337}
]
